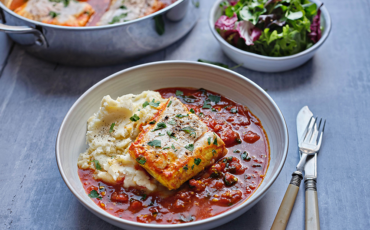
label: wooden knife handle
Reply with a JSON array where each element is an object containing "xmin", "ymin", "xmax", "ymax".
[
  {"xmin": 271, "ymin": 171, "xmax": 303, "ymax": 230},
  {"xmin": 305, "ymin": 179, "xmax": 320, "ymax": 230}
]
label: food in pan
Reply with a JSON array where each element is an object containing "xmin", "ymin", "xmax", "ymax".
[
  {"xmin": 13, "ymin": 0, "xmax": 95, "ymax": 27},
  {"xmin": 78, "ymin": 88, "xmax": 270, "ymax": 224},
  {"xmin": 215, "ymin": 0, "xmax": 323, "ymax": 57},
  {"xmin": 6, "ymin": 0, "xmax": 176, "ymax": 27}
]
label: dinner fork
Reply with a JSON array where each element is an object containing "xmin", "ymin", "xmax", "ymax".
[{"xmin": 271, "ymin": 117, "xmax": 325, "ymax": 230}]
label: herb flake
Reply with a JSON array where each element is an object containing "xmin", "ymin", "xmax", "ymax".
[
  {"xmin": 185, "ymin": 144, "xmax": 194, "ymax": 151},
  {"xmin": 148, "ymin": 140, "xmax": 161, "ymax": 148},
  {"xmin": 194, "ymin": 158, "xmax": 201, "ymax": 165},
  {"xmin": 88, "ymin": 190, "xmax": 102, "ymax": 200},
  {"xmin": 109, "ymin": 123, "xmax": 115, "ymax": 133},
  {"xmin": 152, "ymin": 122, "xmax": 166, "ymax": 131},
  {"xmin": 130, "ymin": 114, "xmax": 140, "ymax": 122},
  {"xmin": 136, "ymin": 155, "xmax": 147, "ymax": 164}
]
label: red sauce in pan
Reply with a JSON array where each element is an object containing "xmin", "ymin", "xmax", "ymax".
[
  {"xmin": 7, "ymin": 0, "xmax": 176, "ymax": 27},
  {"xmin": 78, "ymin": 88, "xmax": 270, "ymax": 224}
]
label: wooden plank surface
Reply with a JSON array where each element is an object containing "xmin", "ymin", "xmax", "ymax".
[{"xmin": 1, "ymin": 0, "xmax": 370, "ymax": 229}]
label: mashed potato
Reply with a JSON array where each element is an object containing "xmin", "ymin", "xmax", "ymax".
[{"xmin": 78, "ymin": 91, "xmax": 167, "ymax": 191}]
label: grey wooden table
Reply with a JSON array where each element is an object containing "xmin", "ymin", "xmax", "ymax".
[{"xmin": 1, "ymin": 1, "xmax": 370, "ymax": 229}]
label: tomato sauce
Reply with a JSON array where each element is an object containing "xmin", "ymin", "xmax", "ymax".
[{"xmin": 78, "ymin": 88, "xmax": 270, "ymax": 224}]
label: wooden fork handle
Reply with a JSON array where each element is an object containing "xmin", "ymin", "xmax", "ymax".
[
  {"xmin": 271, "ymin": 171, "xmax": 303, "ymax": 230},
  {"xmin": 305, "ymin": 179, "xmax": 320, "ymax": 230}
]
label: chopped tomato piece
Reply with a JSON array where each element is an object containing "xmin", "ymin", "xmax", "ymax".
[
  {"xmin": 243, "ymin": 131, "xmax": 260, "ymax": 143},
  {"xmin": 224, "ymin": 172, "xmax": 238, "ymax": 186},
  {"xmin": 111, "ymin": 192, "xmax": 128, "ymax": 203}
]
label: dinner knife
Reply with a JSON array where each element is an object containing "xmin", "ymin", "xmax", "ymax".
[{"xmin": 297, "ymin": 106, "xmax": 320, "ymax": 230}]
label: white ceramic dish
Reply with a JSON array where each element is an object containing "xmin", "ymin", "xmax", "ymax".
[
  {"xmin": 209, "ymin": 0, "xmax": 332, "ymax": 72},
  {"xmin": 56, "ymin": 61, "xmax": 289, "ymax": 229}
]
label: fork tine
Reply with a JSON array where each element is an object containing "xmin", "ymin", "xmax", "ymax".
[
  {"xmin": 301, "ymin": 116, "xmax": 314, "ymax": 141},
  {"xmin": 310, "ymin": 118, "xmax": 322, "ymax": 144},
  {"xmin": 304, "ymin": 117, "xmax": 317, "ymax": 143},
  {"xmin": 317, "ymin": 119, "xmax": 326, "ymax": 148}
]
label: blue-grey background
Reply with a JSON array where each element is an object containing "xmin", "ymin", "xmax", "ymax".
[{"xmin": 1, "ymin": 0, "xmax": 369, "ymax": 229}]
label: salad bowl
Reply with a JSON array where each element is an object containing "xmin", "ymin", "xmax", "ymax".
[{"xmin": 209, "ymin": 0, "xmax": 332, "ymax": 72}]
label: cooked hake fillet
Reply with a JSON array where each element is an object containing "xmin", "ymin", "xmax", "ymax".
[
  {"xmin": 128, "ymin": 97, "xmax": 227, "ymax": 190},
  {"xmin": 14, "ymin": 0, "xmax": 94, "ymax": 27},
  {"xmin": 97, "ymin": 0, "xmax": 166, "ymax": 25}
]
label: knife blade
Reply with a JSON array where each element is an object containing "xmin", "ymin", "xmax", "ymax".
[{"xmin": 296, "ymin": 106, "xmax": 317, "ymax": 180}]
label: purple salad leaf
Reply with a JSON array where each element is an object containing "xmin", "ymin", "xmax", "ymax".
[
  {"xmin": 237, "ymin": 21, "xmax": 262, "ymax": 46},
  {"xmin": 265, "ymin": 0, "xmax": 282, "ymax": 8},
  {"xmin": 258, "ymin": 14, "xmax": 286, "ymax": 28},
  {"xmin": 215, "ymin": 13, "xmax": 238, "ymax": 31},
  {"xmin": 308, "ymin": 3, "xmax": 322, "ymax": 43},
  {"xmin": 230, "ymin": 1, "xmax": 238, "ymax": 6}
]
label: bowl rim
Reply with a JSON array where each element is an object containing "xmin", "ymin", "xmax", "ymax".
[
  {"xmin": 208, "ymin": 0, "xmax": 332, "ymax": 61},
  {"xmin": 55, "ymin": 60, "xmax": 289, "ymax": 228},
  {"xmin": 0, "ymin": 0, "xmax": 186, "ymax": 31}
]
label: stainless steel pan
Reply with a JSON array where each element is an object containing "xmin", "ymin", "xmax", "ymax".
[{"xmin": 0, "ymin": 0, "xmax": 199, "ymax": 66}]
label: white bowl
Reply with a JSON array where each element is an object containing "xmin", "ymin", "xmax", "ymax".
[
  {"xmin": 56, "ymin": 61, "xmax": 289, "ymax": 230},
  {"xmin": 209, "ymin": 0, "xmax": 332, "ymax": 72}
]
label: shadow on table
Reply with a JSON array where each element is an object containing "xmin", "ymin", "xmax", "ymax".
[
  {"xmin": 2, "ymin": 45, "xmax": 167, "ymax": 97},
  {"xmin": 233, "ymin": 58, "xmax": 315, "ymax": 92}
]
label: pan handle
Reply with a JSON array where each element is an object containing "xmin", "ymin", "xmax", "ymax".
[{"xmin": 0, "ymin": 23, "xmax": 48, "ymax": 47}]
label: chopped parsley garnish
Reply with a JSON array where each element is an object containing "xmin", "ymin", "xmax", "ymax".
[
  {"xmin": 141, "ymin": 194, "xmax": 147, "ymax": 200},
  {"xmin": 212, "ymin": 108, "xmax": 217, "ymax": 112},
  {"xmin": 168, "ymin": 119, "xmax": 176, "ymax": 125},
  {"xmin": 194, "ymin": 158, "xmax": 201, "ymax": 165},
  {"xmin": 185, "ymin": 144, "xmax": 194, "ymax": 151},
  {"xmin": 171, "ymin": 144, "xmax": 177, "ymax": 151},
  {"xmin": 143, "ymin": 101, "xmax": 149, "ymax": 108},
  {"xmin": 109, "ymin": 123, "xmax": 115, "ymax": 133},
  {"xmin": 212, "ymin": 149, "xmax": 217, "ymax": 156},
  {"xmin": 90, "ymin": 160, "xmax": 102, "ymax": 170},
  {"xmin": 199, "ymin": 112, "xmax": 204, "ymax": 117},
  {"xmin": 158, "ymin": 133, "xmax": 165, "ymax": 136},
  {"xmin": 190, "ymin": 108, "xmax": 195, "ymax": 113},
  {"xmin": 148, "ymin": 140, "xmax": 161, "ymax": 147},
  {"xmin": 167, "ymin": 100, "xmax": 172, "ymax": 107},
  {"xmin": 130, "ymin": 114, "xmax": 140, "ymax": 122},
  {"xmin": 241, "ymin": 151, "xmax": 251, "ymax": 161},
  {"xmin": 163, "ymin": 147, "xmax": 170, "ymax": 150},
  {"xmin": 149, "ymin": 120, "xmax": 156, "ymax": 124},
  {"xmin": 49, "ymin": 11, "xmax": 59, "ymax": 18},
  {"xmin": 233, "ymin": 149, "xmax": 241, "ymax": 153},
  {"xmin": 236, "ymin": 138, "xmax": 242, "ymax": 144},
  {"xmin": 152, "ymin": 122, "xmax": 166, "ymax": 131},
  {"xmin": 181, "ymin": 126, "xmax": 196, "ymax": 137},
  {"xmin": 176, "ymin": 114, "xmax": 189, "ymax": 118},
  {"xmin": 183, "ymin": 165, "xmax": 188, "ymax": 170},
  {"xmin": 192, "ymin": 165, "xmax": 195, "ymax": 170},
  {"xmin": 119, "ymin": 5, "xmax": 127, "ymax": 9},
  {"xmin": 136, "ymin": 155, "xmax": 147, "ymax": 164},
  {"xmin": 88, "ymin": 190, "xmax": 102, "ymax": 200},
  {"xmin": 175, "ymin": 90, "xmax": 184, "ymax": 96},
  {"xmin": 149, "ymin": 99, "xmax": 160, "ymax": 107},
  {"xmin": 167, "ymin": 131, "xmax": 177, "ymax": 140},
  {"xmin": 207, "ymin": 137, "xmax": 211, "ymax": 145},
  {"xmin": 143, "ymin": 99, "xmax": 160, "ymax": 108},
  {"xmin": 208, "ymin": 95, "xmax": 221, "ymax": 104},
  {"xmin": 230, "ymin": 108, "xmax": 238, "ymax": 114},
  {"xmin": 203, "ymin": 100, "xmax": 212, "ymax": 109},
  {"xmin": 213, "ymin": 136, "xmax": 218, "ymax": 146},
  {"xmin": 109, "ymin": 13, "xmax": 128, "ymax": 24}
]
